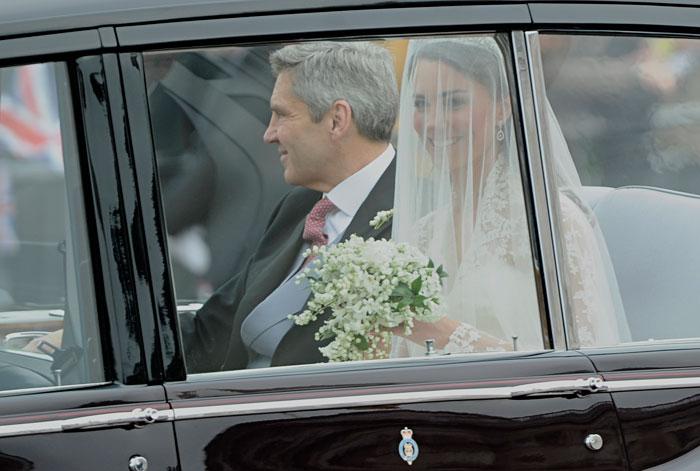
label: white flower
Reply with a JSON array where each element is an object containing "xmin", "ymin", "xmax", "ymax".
[
  {"xmin": 292, "ymin": 234, "xmax": 445, "ymax": 362},
  {"xmin": 369, "ymin": 209, "xmax": 394, "ymax": 229}
]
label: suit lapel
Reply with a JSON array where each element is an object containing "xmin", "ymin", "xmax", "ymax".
[
  {"xmin": 342, "ymin": 158, "xmax": 396, "ymax": 241},
  {"xmin": 232, "ymin": 190, "xmax": 321, "ymax": 346}
]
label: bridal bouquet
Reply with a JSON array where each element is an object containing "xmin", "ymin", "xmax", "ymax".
[{"xmin": 292, "ymin": 233, "xmax": 446, "ymax": 362}]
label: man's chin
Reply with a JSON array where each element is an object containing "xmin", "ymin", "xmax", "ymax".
[{"xmin": 282, "ymin": 169, "xmax": 300, "ymax": 186}]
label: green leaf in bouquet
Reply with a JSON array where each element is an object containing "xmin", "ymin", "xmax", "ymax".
[
  {"xmin": 412, "ymin": 295, "xmax": 427, "ymax": 308},
  {"xmin": 427, "ymin": 259, "xmax": 435, "ymax": 269},
  {"xmin": 354, "ymin": 334, "xmax": 369, "ymax": 351},
  {"xmin": 318, "ymin": 329, "xmax": 336, "ymax": 341},
  {"xmin": 397, "ymin": 297, "xmax": 412, "ymax": 309},
  {"xmin": 391, "ymin": 283, "xmax": 413, "ymax": 298},
  {"xmin": 411, "ymin": 275, "xmax": 423, "ymax": 294}
]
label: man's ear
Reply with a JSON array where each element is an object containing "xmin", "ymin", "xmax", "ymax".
[{"xmin": 328, "ymin": 99, "xmax": 353, "ymax": 139}]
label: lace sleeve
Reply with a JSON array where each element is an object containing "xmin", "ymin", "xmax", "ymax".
[
  {"xmin": 559, "ymin": 194, "xmax": 624, "ymax": 347},
  {"xmin": 443, "ymin": 322, "xmax": 509, "ymax": 353}
]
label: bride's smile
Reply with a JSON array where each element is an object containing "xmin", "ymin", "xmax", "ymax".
[{"xmin": 427, "ymin": 136, "xmax": 463, "ymax": 148}]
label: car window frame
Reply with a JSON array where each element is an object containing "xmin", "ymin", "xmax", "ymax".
[
  {"xmin": 115, "ymin": 4, "xmax": 583, "ymax": 384},
  {"xmin": 0, "ymin": 40, "xmax": 110, "ymax": 394},
  {"xmin": 0, "ymin": 27, "xmax": 169, "ymax": 394},
  {"xmin": 125, "ymin": 3, "xmax": 700, "ymax": 384},
  {"xmin": 528, "ymin": 26, "xmax": 700, "ymax": 354}
]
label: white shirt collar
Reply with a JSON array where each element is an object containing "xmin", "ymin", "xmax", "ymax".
[{"xmin": 325, "ymin": 144, "xmax": 395, "ymax": 218}]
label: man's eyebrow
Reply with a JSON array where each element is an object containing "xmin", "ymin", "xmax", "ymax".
[{"xmin": 270, "ymin": 103, "xmax": 286, "ymax": 115}]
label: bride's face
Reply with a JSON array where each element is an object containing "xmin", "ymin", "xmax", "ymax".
[{"xmin": 412, "ymin": 59, "xmax": 497, "ymax": 175}]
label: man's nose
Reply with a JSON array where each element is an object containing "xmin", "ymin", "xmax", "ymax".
[{"xmin": 263, "ymin": 118, "xmax": 277, "ymax": 143}]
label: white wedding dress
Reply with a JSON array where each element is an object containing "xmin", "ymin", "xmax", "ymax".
[
  {"xmin": 392, "ymin": 155, "xmax": 543, "ymax": 357},
  {"xmin": 390, "ymin": 36, "xmax": 629, "ymax": 358}
]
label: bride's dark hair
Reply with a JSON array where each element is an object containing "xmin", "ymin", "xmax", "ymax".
[{"xmin": 406, "ymin": 38, "xmax": 505, "ymax": 100}]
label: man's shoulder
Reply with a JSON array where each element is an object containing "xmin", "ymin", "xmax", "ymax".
[
  {"xmin": 265, "ymin": 186, "xmax": 321, "ymax": 229},
  {"xmin": 280, "ymin": 186, "xmax": 321, "ymax": 212}
]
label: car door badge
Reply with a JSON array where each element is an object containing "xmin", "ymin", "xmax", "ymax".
[{"xmin": 398, "ymin": 427, "xmax": 419, "ymax": 465}]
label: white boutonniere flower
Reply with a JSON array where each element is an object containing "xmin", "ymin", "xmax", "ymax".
[{"xmin": 369, "ymin": 208, "xmax": 394, "ymax": 229}]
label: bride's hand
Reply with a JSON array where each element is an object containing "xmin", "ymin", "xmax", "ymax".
[
  {"xmin": 392, "ymin": 317, "xmax": 462, "ymax": 349},
  {"xmin": 393, "ymin": 317, "xmax": 513, "ymax": 352}
]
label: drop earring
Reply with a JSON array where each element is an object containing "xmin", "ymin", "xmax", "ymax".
[{"xmin": 496, "ymin": 120, "xmax": 505, "ymax": 142}]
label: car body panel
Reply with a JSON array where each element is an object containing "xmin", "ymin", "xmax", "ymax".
[
  {"xmin": 174, "ymin": 396, "xmax": 624, "ymax": 470},
  {"xmin": 583, "ymin": 347, "xmax": 700, "ymax": 470},
  {"xmin": 0, "ymin": 385, "xmax": 178, "ymax": 470},
  {"xmin": 167, "ymin": 352, "xmax": 627, "ymax": 470}
]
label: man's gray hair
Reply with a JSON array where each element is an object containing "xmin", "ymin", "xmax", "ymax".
[{"xmin": 269, "ymin": 41, "xmax": 398, "ymax": 142}]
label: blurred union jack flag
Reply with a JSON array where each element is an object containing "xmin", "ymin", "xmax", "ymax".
[
  {"xmin": 0, "ymin": 63, "xmax": 63, "ymax": 170},
  {"xmin": 0, "ymin": 159, "xmax": 18, "ymax": 255},
  {"xmin": 0, "ymin": 63, "xmax": 64, "ymax": 255}
]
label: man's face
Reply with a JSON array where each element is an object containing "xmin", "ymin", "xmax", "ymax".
[{"xmin": 263, "ymin": 72, "xmax": 331, "ymax": 189}]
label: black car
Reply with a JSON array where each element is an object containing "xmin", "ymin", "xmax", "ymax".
[{"xmin": 1, "ymin": 0, "xmax": 700, "ymax": 469}]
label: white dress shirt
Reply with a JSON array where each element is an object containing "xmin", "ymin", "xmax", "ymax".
[{"xmin": 284, "ymin": 144, "xmax": 395, "ymax": 278}]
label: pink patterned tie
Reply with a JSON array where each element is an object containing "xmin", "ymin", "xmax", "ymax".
[{"xmin": 301, "ymin": 196, "xmax": 336, "ymax": 266}]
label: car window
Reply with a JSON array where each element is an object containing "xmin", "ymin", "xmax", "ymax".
[
  {"xmin": 144, "ymin": 35, "xmax": 547, "ymax": 375},
  {"xmin": 0, "ymin": 62, "xmax": 103, "ymax": 391},
  {"xmin": 539, "ymin": 34, "xmax": 700, "ymax": 347}
]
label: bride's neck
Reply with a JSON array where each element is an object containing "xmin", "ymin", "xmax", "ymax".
[
  {"xmin": 449, "ymin": 145, "xmax": 501, "ymax": 262},
  {"xmin": 449, "ymin": 148, "xmax": 498, "ymax": 211}
]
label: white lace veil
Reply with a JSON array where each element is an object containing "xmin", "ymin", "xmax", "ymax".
[
  {"xmin": 392, "ymin": 36, "xmax": 630, "ymax": 353},
  {"xmin": 543, "ymin": 98, "xmax": 631, "ymax": 346}
]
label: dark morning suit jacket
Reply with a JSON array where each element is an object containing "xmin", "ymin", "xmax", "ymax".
[{"xmin": 186, "ymin": 159, "xmax": 396, "ymax": 372}]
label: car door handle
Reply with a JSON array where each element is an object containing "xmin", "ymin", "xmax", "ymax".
[
  {"xmin": 61, "ymin": 407, "xmax": 166, "ymax": 431},
  {"xmin": 510, "ymin": 377, "xmax": 607, "ymax": 397}
]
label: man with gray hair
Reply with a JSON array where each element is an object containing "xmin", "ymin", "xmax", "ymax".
[{"xmin": 187, "ymin": 41, "xmax": 399, "ymax": 372}]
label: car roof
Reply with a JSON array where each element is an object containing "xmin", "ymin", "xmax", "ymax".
[
  {"xmin": 1, "ymin": 0, "xmax": 699, "ymax": 40},
  {"xmin": 1, "ymin": 0, "xmax": 488, "ymax": 38}
]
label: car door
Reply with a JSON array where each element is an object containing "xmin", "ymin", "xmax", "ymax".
[
  {"xmin": 0, "ymin": 29, "xmax": 179, "ymax": 470},
  {"xmin": 121, "ymin": 3, "xmax": 631, "ymax": 469},
  {"xmin": 528, "ymin": 2, "xmax": 700, "ymax": 468}
]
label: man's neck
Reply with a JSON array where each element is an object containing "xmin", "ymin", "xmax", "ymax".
[{"xmin": 323, "ymin": 140, "xmax": 390, "ymax": 192}]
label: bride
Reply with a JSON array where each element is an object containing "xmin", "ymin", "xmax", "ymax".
[{"xmin": 391, "ymin": 36, "xmax": 629, "ymax": 357}]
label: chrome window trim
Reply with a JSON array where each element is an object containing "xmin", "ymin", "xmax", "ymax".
[
  {"xmin": 523, "ymin": 31, "xmax": 578, "ymax": 348},
  {"xmin": 159, "ymin": 375, "xmax": 700, "ymax": 420},
  {"xmin": 605, "ymin": 377, "xmax": 700, "ymax": 392},
  {"xmin": 0, "ymin": 406, "xmax": 174, "ymax": 438},
  {"xmin": 0, "ymin": 381, "xmax": 111, "ymax": 398},
  {"xmin": 3, "ymin": 376, "xmax": 700, "ymax": 437},
  {"xmin": 512, "ymin": 31, "xmax": 567, "ymax": 350}
]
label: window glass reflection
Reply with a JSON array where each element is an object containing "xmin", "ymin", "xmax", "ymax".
[
  {"xmin": 145, "ymin": 38, "xmax": 546, "ymax": 374},
  {"xmin": 0, "ymin": 63, "xmax": 102, "ymax": 391},
  {"xmin": 541, "ymin": 34, "xmax": 700, "ymax": 344}
]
